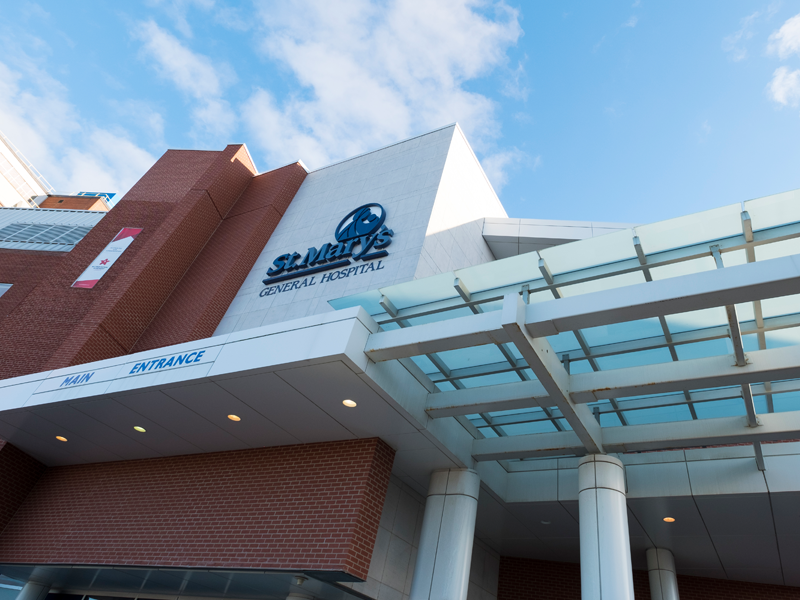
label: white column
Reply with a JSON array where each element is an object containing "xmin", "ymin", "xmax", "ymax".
[
  {"xmin": 647, "ymin": 548, "xmax": 680, "ymax": 600},
  {"xmin": 15, "ymin": 582, "xmax": 50, "ymax": 600},
  {"xmin": 409, "ymin": 468, "xmax": 480, "ymax": 600},
  {"xmin": 578, "ymin": 454, "xmax": 634, "ymax": 600}
]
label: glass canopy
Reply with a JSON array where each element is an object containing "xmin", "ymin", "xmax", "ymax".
[{"xmin": 331, "ymin": 189, "xmax": 800, "ymax": 450}]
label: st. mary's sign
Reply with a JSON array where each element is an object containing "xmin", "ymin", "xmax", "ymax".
[{"xmin": 262, "ymin": 203, "xmax": 393, "ymax": 286}]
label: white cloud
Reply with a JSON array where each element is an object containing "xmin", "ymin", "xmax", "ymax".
[
  {"xmin": 768, "ymin": 66, "xmax": 800, "ymax": 106},
  {"xmin": 145, "ymin": 0, "xmax": 214, "ymax": 38},
  {"xmin": 243, "ymin": 0, "xmax": 523, "ymax": 176},
  {"xmin": 722, "ymin": 11, "xmax": 759, "ymax": 61},
  {"xmin": 622, "ymin": 16, "xmax": 638, "ymax": 28},
  {"xmin": 133, "ymin": 19, "xmax": 236, "ymax": 140},
  {"xmin": 0, "ymin": 58, "xmax": 156, "ymax": 198},
  {"xmin": 481, "ymin": 148, "xmax": 534, "ymax": 193},
  {"xmin": 768, "ymin": 12, "xmax": 800, "ymax": 59}
]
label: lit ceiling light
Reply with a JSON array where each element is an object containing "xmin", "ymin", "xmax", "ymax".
[
  {"xmin": 56, "ymin": 436, "xmax": 67, "ymax": 442},
  {"xmin": 540, "ymin": 520, "xmax": 551, "ymax": 525},
  {"xmin": 228, "ymin": 414, "xmax": 241, "ymax": 421},
  {"xmin": 343, "ymin": 399, "xmax": 357, "ymax": 408},
  {"xmin": 133, "ymin": 426, "xmax": 146, "ymax": 433},
  {"xmin": 663, "ymin": 517, "xmax": 676, "ymax": 523}
]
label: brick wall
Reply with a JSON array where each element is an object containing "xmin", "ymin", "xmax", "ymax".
[
  {"xmin": 0, "ymin": 146, "xmax": 305, "ymax": 381},
  {"xmin": 0, "ymin": 249, "xmax": 65, "ymax": 319},
  {"xmin": 497, "ymin": 557, "xmax": 800, "ymax": 599},
  {"xmin": 0, "ymin": 438, "xmax": 394, "ymax": 581},
  {"xmin": 132, "ymin": 162, "xmax": 306, "ymax": 351},
  {"xmin": 0, "ymin": 441, "xmax": 46, "ymax": 535}
]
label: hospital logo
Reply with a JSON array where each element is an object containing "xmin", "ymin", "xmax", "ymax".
[{"xmin": 263, "ymin": 203, "xmax": 393, "ymax": 285}]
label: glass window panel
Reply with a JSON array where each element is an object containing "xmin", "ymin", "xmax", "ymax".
[
  {"xmin": 405, "ymin": 306, "xmax": 475, "ymax": 326},
  {"xmin": 761, "ymin": 294, "xmax": 800, "ymax": 319},
  {"xmin": 546, "ymin": 331, "xmax": 581, "ymax": 353},
  {"xmin": 411, "ymin": 355, "xmax": 439, "ymax": 374},
  {"xmin": 503, "ymin": 420, "xmax": 559, "ymax": 436},
  {"xmin": 435, "ymin": 381, "xmax": 457, "ymax": 392},
  {"xmin": 461, "ymin": 372, "xmax": 525, "ymax": 388},
  {"xmin": 693, "ymin": 398, "xmax": 747, "ymax": 419},
  {"xmin": 649, "ymin": 256, "xmax": 716, "ymax": 281},
  {"xmin": 765, "ymin": 327, "xmax": 800, "ymax": 349},
  {"xmin": 665, "ymin": 307, "xmax": 728, "ymax": 333},
  {"xmin": 456, "ymin": 252, "xmax": 544, "ymax": 293},
  {"xmin": 635, "ymin": 203, "xmax": 742, "ymax": 254},
  {"xmin": 539, "ymin": 228, "xmax": 637, "ymax": 275},
  {"xmin": 581, "ymin": 319, "xmax": 664, "ymax": 347},
  {"xmin": 742, "ymin": 333, "xmax": 760, "ymax": 352},
  {"xmin": 623, "ymin": 404, "xmax": 693, "ymax": 425},
  {"xmin": 436, "ymin": 344, "xmax": 507, "ymax": 370},
  {"xmin": 557, "ymin": 418, "xmax": 572, "ymax": 430},
  {"xmin": 488, "ymin": 407, "xmax": 545, "ymax": 419},
  {"xmin": 560, "ymin": 271, "xmax": 646, "ymax": 298},
  {"xmin": 568, "ymin": 359, "xmax": 594, "ymax": 374},
  {"xmin": 773, "ymin": 391, "xmax": 800, "ymax": 413},
  {"xmin": 478, "ymin": 427, "xmax": 499, "ymax": 438},
  {"xmin": 755, "ymin": 237, "xmax": 800, "ymax": 261},
  {"xmin": 595, "ymin": 348, "xmax": 674, "ymax": 370},
  {"xmin": 745, "ymin": 189, "xmax": 800, "ymax": 231},
  {"xmin": 720, "ymin": 249, "xmax": 747, "ymax": 267},
  {"xmin": 675, "ymin": 338, "xmax": 731, "ymax": 361},
  {"xmin": 600, "ymin": 412, "xmax": 623, "ymax": 428},
  {"xmin": 735, "ymin": 301, "xmax": 755, "ymax": 323}
]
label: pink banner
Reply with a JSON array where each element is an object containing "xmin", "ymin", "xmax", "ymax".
[{"xmin": 71, "ymin": 228, "xmax": 142, "ymax": 289}]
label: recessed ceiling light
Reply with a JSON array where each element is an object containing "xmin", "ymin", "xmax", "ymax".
[
  {"xmin": 343, "ymin": 399, "xmax": 357, "ymax": 408},
  {"xmin": 133, "ymin": 426, "xmax": 146, "ymax": 433},
  {"xmin": 541, "ymin": 520, "xmax": 551, "ymax": 525},
  {"xmin": 663, "ymin": 517, "xmax": 676, "ymax": 523},
  {"xmin": 56, "ymin": 436, "xmax": 67, "ymax": 442},
  {"xmin": 228, "ymin": 414, "xmax": 241, "ymax": 421}
]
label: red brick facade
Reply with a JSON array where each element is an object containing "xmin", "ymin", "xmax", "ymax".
[
  {"xmin": 497, "ymin": 556, "xmax": 800, "ymax": 599},
  {"xmin": 0, "ymin": 438, "xmax": 394, "ymax": 581},
  {"xmin": 0, "ymin": 146, "xmax": 306, "ymax": 380},
  {"xmin": 0, "ymin": 441, "xmax": 45, "ymax": 535}
]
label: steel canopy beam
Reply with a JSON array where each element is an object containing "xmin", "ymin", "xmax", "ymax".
[
  {"xmin": 365, "ymin": 310, "xmax": 508, "ymax": 362},
  {"xmin": 523, "ymin": 253, "xmax": 800, "ymax": 337},
  {"xmin": 570, "ymin": 344, "xmax": 800, "ymax": 403},
  {"xmin": 501, "ymin": 293, "xmax": 603, "ymax": 453},
  {"xmin": 472, "ymin": 410, "xmax": 800, "ymax": 460},
  {"xmin": 425, "ymin": 380, "xmax": 548, "ymax": 418}
]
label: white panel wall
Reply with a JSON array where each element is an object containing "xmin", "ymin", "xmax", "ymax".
[
  {"xmin": 216, "ymin": 125, "xmax": 507, "ymax": 335},
  {"xmin": 343, "ymin": 475, "xmax": 499, "ymax": 600},
  {"xmin": 416, "ymin": 127, "xmax": 506, "ymax": 278}
]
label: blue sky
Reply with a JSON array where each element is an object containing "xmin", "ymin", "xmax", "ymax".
[{"xmin": 1, "ymin": 1, "xmax": 800, "ymax": 225}]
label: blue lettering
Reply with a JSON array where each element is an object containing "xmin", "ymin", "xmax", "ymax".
[
  {"xmin": 60, "ymin": 376, "xmax": 74, "ymax": 387},
  {"xmin": 321, "ymin": 272, "xmax": 333, "ymax": 283},
  {"xmin": 147, "ymin": 360, "xmax": 158, "ymax": 371},
  {"xmin": 308, "ymin": 276, "xmax": 317, "ymax": 286},
  {"xmin": 267, "ymin": 253, "xmax": 291, "ymax": 276},
  {"xmin": 186, "ymin": 352, "xmax": 197, "ymax": 363},
  {"xmin": 129, "ymin": 363, "xmax": 142, "ymax": 374},
  {"xmin": 175, "ymin": 354, "xmax": 186, "ymax": 366},
  {"xmin": 81, "ymin": 372, "xmax": 94, "ymax": 384},
  {"xmin": 163, "ymin": 357, "xmax": 175, "ymax": 368},
  {"xmin": 155, "ymin": 358, "xmax": 167, "ymax": 369},
  {"xmin": 194, "ymin": 351, "xmax": 205, "ymax": 363},
  {"xmin": 376, "ymin": 260, "xmax": 384, "ymax": 270}
]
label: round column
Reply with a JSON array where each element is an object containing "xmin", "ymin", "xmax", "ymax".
[
  {"xmin": 15, "ymin": 582, "xmax": 50, "ymax": 600},
  {"xmin": 647, "ymin": 548, "xmax": 680, "ymax": 600},
  {"xmin": 578, "ymin": 454, "xmax": 634, "ymax": 600},
  {"xmin": 409, "ymin": 468, "xmax": 480, "ymax": 600}
]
